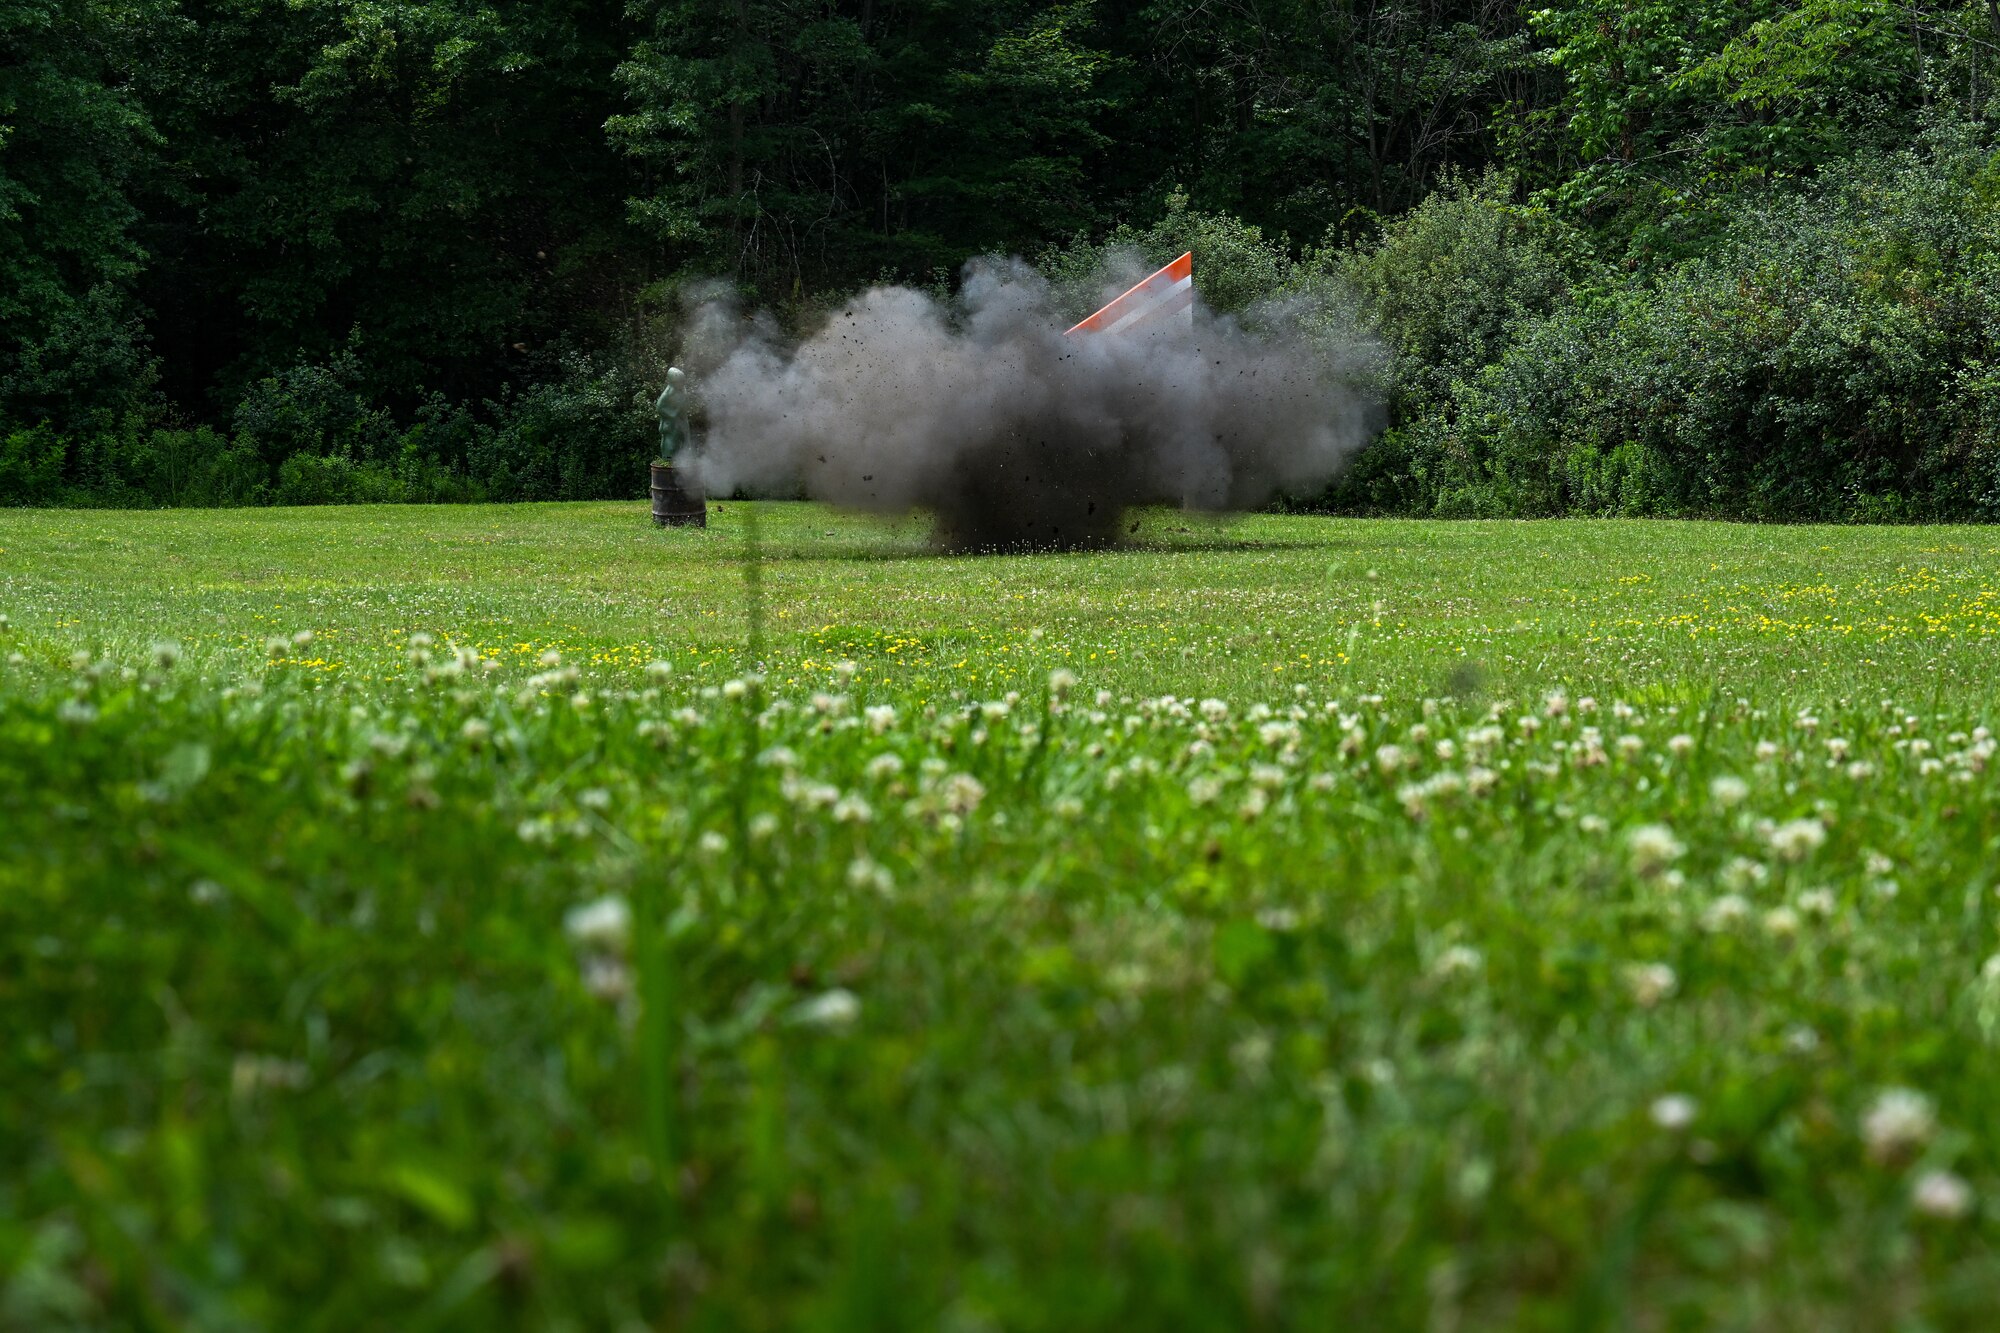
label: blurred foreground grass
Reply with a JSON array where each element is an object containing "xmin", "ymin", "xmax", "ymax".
[{"xmin": 5, "ymin": 503, "xmax": 2000, "ymax": 1329}]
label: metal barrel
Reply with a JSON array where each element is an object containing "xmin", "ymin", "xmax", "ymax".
[{"xmin": 650, "ymin": 463, "xmax": 706, "ymax": 528}]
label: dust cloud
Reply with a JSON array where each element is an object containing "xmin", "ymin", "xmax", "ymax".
[{"xmin": 680, "ymin": 257, "xmax": 1379, "ymax": 550}]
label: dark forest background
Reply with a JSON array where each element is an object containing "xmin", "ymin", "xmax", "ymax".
[{"xmin": 12, "ymin": 0, "xmax": 2000, "ymax": 517}]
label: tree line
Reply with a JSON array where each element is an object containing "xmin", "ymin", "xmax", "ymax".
[{"xmin": 8, "ymin": 0, "xmax": 2000, "ymax": 517}]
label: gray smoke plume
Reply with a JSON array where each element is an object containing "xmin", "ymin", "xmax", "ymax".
[{"xmin": 682, "ymin": 257, "xmax": 1380, "ymax": 550}]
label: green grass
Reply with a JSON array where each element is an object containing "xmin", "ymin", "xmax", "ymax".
[{"xmin": 6, "ymin": 502, "xmax": 2000, "ymax": 1329}]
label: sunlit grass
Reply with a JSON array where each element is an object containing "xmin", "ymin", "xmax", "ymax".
[{"xmin": 5, "ymin": 503, "xmax": 2000, "ymax": 1328}]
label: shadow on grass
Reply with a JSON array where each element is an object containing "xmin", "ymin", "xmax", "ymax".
[{"xmin": 759, "ymin": 528, "xmax": 1341, "ymax": 563}]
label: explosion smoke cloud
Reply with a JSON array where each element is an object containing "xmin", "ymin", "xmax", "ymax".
[{"xmin": 684, "ymin": 257, "xmax": 1381, "ymax": 550}]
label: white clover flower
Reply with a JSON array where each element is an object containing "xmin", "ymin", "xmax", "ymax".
[
  {"xmin": 1466, "ymin": 766, "xmax": 1499, "ymax": 796},
  {"xmin": 1755, "ymin": 740, "xmax": 1780, "ymax": 761},
  {"xmin": 1667, "ymin": 733, "xmax": 1694, "ymax": 757},
  {"xmin": 1913, "ymin": 1170, "xmax": 1974, "ymax": 1221},
  {"xmin": 698, "ymin": 830, "xmax": 729, "ymax": 856},
  {"xmin": 1720, "ymin": 857, "xmax": 1767, "ymax": 892},
  {"xmin": 1862, "ymin": 1088, "xmax": 1936, "ymax": 1163},
  {"xmin": 832, "ymin": 793, "xmax": 873, "ymax": 824},
  {"xmin": 832, "ymin": 659, "xmax": 858, "ymax": 681},
  {"xmin": 721, "ymin": 679, "xmax": 749, "ymax": 700},
  {"xmin": 1612, "ymin": 700, "xmax": 1635, "ymax": 721},
  {"xmin": 1434, "ymin": 738, "xmax": 1457, "ymax": 761},
  {"xmin": 152, "ymin": 640, "xmax": 182, "ymax": 670},
  {"xmin": 940, "ymin": 772, "xmax": 985, "ymax": 814},
  {"xmin": 1617, "ymin": 734, "xmax": 1645, "ymax": 759},
  {"xmin": 786, "ymin": 778, "xmax": 841, "ymax": 811},
  {"xmin": 865, "ymin": 704, "xmax": 898, "ymax": 733},
  {"xmin": 1709, "ymin": 775, "xmax": 1749, "ymax": 807},
  {"xmin": 1375, "ymin": 744, "xmax": 1407, "ymax": 773},
  {"xmin": 1579, "ymin": 814, "xmax": 1608, "ymax": 834},
  {"xmin": 1847, "ymin": 761, "xmax": 1876, "ymax": 780},
  {"xmin": 792, "ymin": 988, "xmax": 861, "ymax": 1030},
  {"xmin": 1866, "ymin": 851, "xmax": 1894, "ymax": 877},
  {"xmin": 1187, "ymin": 775, "xmax": 1223, "ymax": 806},
  {"xmin": 1650, "ymin": 1094, "xmax": 1698, "ymax": 1131},
  {"xmin": 1544, "ymin": 691, "xmax": 1569, "ymax": 718},
  {"xmin": 578, "ymin": 787, "xmax": 611, "ymax": 811},
  {"xmin": 748, "ymin": 812, "xmax": 779, "ymax": 840},
  {"xmin": 1627, "ymin": 824, "xmax": 1684, "ymax": 878},
  {"xmin": 1259, "ymin": 720, "xmax": 1301, "ymax": 747},
  {"xmin": 1431, "ymin": 945, "xmax": 1483, "ymax": 978},
  {"xmin": 645, "ymin": 659, "xmax": 673, "ymax": 681},
  {"xmin": 757, "ymin": 746, "xmax": 800, "ymax": 769},
  {"xmin": 563, "ymin": 894, "xmax": 632, "ymax": 953},
  {"xmin": 1625, "ymin": 962, "xmax": 1677, "ymax": 1008},
  {"xmin": 846, "ymin": 856, "xmax": 893, "ymax": 895},
  {"xmin": 56, "ymin": 699, "xmax": 98, "ymax": 726},
  {"xmin": 1250, "ymin": 763, "xmax": 1287, "ymax": 790},
  {"xmin": 1762, "ymin": 906, "xmax": 1801, "ymax": 937},
  {"xmin": 1796, "ymin": 887, "xmax": 1837, "ymax": 918},
  {"xmin": 1701, "ymin": 894, "xmax": 1751, "ymax": 931},
  {"xmin": 1199, "ymin": 698, "xmax": 1230, "ymax": 723},
  {"xmin": 1825, "ymin": 737, "xmax": 1851, "ymax": 760},
  {"xmin": 1766, "ymin": 818, "xmax": 1827, "ymax": 861},
  {"xmin": 1048, "ymin": 667, "xmax": 1077, "ymax": 697},
  {"xmin": 581, "ymin": 957, "xmax": 632, "ymax": 1002}
]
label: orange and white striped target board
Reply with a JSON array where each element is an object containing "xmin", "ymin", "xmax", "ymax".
[{"xmin": 1064, "ymin": 251, "xmax": 1193, "ymax": 336}]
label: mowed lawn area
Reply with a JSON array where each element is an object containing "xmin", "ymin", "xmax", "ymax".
[{"xmin": 6, "ymin": 503, "xmax": 2000, "ymax": 1329}]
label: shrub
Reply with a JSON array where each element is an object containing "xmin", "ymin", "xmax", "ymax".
[
  {"xmin": 1331, "ymin": 170, "xmax": 1589, "ymax": 423},
  {"xmin": 0, "ymin": 425, "xmax": 67, "ymax": 505},
  {"xmin": 471, "ymin": 353, "xmax": 652, "ymax": 501},
  {"xmin": 1037, "ymin": 188, "xmax": 1298, "ymax": 321},
  {"xmin": 234, "ymin": 343, "xmax": 399, "ymax": 470},
  {"xmin": 1442, "ymin": 127, "xmax": 2000, "ymax": 519}
]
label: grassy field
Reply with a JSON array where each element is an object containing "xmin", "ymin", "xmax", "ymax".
[{"xmin": 6, "ymin": 502, "xmax": 2000, "ymax": 1329}]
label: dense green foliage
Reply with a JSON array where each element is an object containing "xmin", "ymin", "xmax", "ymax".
[
  {"xmin": 8, "ymin": 504, "xmax": 2000, "ymax": 1325},
  {"xmin": 7, "ymin": 0, "xmax": 2000, "ymax": 513}
]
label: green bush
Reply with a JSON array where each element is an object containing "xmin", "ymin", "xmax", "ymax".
[
  {"xmin": 1038, "ymin": 189, "xmax": 1298, "ymax": 321},
  {"xmin": 1329, "ymin": 126, "xmax": 2000, "ymax": 519},
  {"xmin": 1330, "ymin": 171, "xmax": 1588, "ymax": 423},
  {"xmin": 470, "ymin": 353, "xmax": 652, "ymax": 501},
  {"xmin": 0, "ymin": 426, "xmax": 68, "ymax": 505}
]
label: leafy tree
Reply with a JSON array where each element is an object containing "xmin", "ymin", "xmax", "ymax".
[
  {"xmin": 134, "ymin": 0, "xmax": 641, "ymax": 413},
  {"xmin": 0, "ymin": 0, "xmax": 159, "ymax": 434},
  {"xmin": 612, "ymin": 0, "xmax": 1114, "ymax": 300}
]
